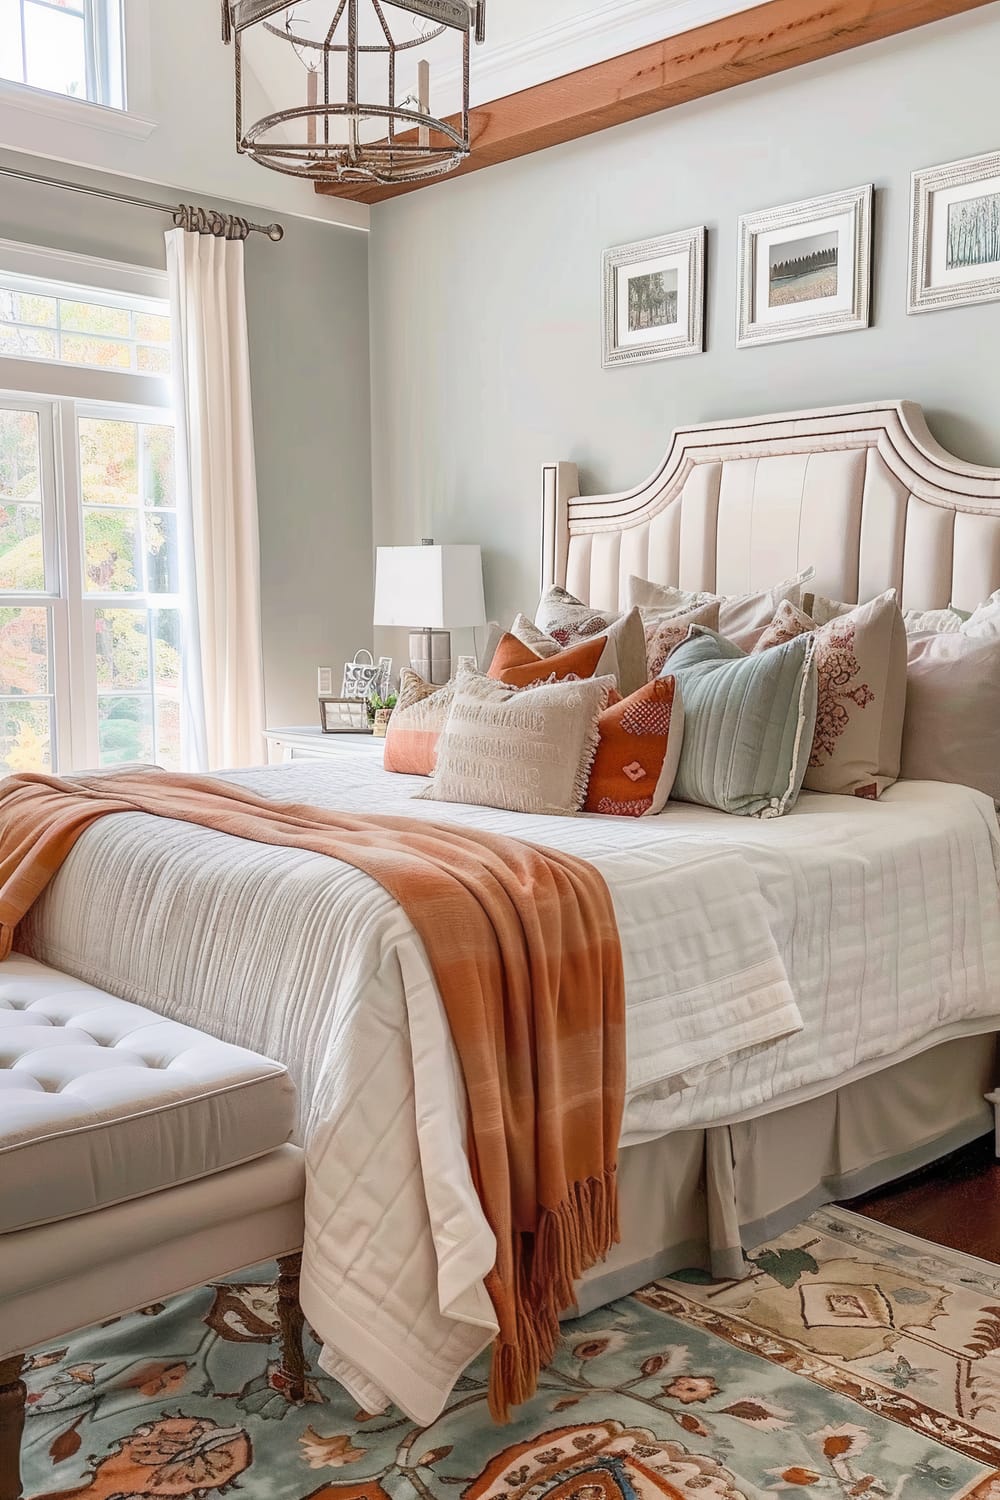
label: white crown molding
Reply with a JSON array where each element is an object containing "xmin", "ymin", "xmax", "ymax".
[
  {"xmin": 438, "ymin": 0, "xmax": 765, "ymax": 107},
  {"xmin": 0, "ymin": 78, "xmax": 157, "ymax": 140}
]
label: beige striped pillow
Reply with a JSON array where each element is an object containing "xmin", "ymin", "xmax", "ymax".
[{"xmin": 416, "ymin": 672, "xmax": 613, "ymax": 816}]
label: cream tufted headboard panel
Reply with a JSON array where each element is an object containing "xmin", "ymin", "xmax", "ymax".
[{"xmin": 541, "ymin": 401, "xmax": 1000, "ymax": 615}]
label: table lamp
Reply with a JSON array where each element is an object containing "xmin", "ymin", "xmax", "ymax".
[{"xmin": 374, "ymin": 540, "xmax": 487, "ymax": 685}]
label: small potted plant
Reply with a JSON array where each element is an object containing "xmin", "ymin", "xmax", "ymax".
[{"xmin": 367, "ymin": 689, "xmax": 398, "ymax": 738}]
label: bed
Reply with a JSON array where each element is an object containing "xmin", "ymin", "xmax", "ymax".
[{"xmin": 16, "ymin": 398, "xmax": 1000, "ymax": 1426}]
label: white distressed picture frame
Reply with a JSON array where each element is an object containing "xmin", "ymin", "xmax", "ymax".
[
  {"xmin": 602, "ymin": 226, "xmax": 706, "ymax": 367},
  {"xmin": 909, "ymin": 150, "xmax": 1000, "ymax": 314},
  {"xmin": 737, "ymin": 184, "xmax": 873, "ymax": 348}
]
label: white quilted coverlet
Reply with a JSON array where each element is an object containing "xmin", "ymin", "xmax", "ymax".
[{"xmin": 18, "ymin": 758, "xmax": 1000, "ymax": 1422}]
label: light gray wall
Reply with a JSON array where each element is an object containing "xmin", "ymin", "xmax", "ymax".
[
  {"xmin": 0, "ymin": 149, "xmax": 372, "ymax": 728},
  {"xmin": 369, "ymin": 6, "xmax": 1000, "ymax": 640}
]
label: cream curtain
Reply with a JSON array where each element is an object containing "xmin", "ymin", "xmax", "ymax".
[{"xmin": 166, "ymin": 228, "xmax": 266, "ymax": 770}]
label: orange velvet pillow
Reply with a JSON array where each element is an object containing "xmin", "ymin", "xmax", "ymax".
[
  {"xmin": 585, "ymin": 676, "xmax": 684, "ymax": 817},
  {"xmin": 488, "ymin": 633, "xmax": 606, "ymax": 687}
]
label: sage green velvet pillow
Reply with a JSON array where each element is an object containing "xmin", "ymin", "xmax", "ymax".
[{"xmin": 664, "ymin": 626, "xmax": 818, "ymax": 818}]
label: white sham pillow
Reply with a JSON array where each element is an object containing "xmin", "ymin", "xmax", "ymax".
[{"xmin": 625, "ymin": 568, "xmax": 814, "ymax": 651}]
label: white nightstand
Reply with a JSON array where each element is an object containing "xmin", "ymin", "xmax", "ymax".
[{"xmin": 265, "ymin": 726, "xmax": 386, "ymax": 764}]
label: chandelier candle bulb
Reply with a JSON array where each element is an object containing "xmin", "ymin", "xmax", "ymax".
[{"xmin": 418, "ymin": 59, "xmax": 430, "ymax": 150}]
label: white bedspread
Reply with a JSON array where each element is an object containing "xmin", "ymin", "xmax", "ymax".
[{"xmin": 18, "ymin": 757, "xmax": 1000, "ymax": 1422}]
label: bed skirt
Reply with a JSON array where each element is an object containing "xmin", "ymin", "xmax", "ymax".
[{"xmin": 575, "ymin": 1032, "xmax": 997, "ymax": 1313}]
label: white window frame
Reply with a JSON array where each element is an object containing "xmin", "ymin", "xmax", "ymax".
[
  {"xmin": 2, "ymin": 0, "xmax": 125, "ymax": 110},
  {"xmin": 0, "ymin": 241, "xmax": 180, "ymax": 774}
]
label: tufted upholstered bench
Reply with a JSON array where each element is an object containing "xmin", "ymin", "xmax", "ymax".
[{"xmin": 0, "ymin": 955, "xmax": 306, "ymax": 1500}]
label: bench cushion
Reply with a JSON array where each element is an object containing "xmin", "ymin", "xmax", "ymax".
[{"xmin": 0, "ymin": 956, "xmax": 297, "ymax": 1234}]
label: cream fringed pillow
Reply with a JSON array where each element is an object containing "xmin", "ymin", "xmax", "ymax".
[{"xmin": 417, "ymin": 672, "xmax": 614, "ymax": 816}]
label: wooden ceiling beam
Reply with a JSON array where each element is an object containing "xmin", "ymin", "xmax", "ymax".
[{"xmin": 315, "ymin": 0, "xmax": 994, "ymax": 205}]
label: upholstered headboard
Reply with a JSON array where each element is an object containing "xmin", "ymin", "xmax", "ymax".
[{"xmin": 541, "ymin": 401, "xmax": 1000, "ymax": 615}]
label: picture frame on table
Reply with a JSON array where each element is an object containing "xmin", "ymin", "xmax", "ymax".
[
  {"xmin": 319, "ymin": 698, "xmax": 372, "ymax": 734},
  {"xmin": 602, "ymin": 226, "xmax": 706, "ymax": 367},
  {"xmin": 736, "ymin": 184, "xmax": 873, "ymax": 348},
  {"xmin": 908, "ymin": 150, "xmax": 1000, "ymax": 314}
]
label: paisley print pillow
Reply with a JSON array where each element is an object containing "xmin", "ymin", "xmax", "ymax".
[{"xmin": 754, "ymin": 591, "xmax": 907, "ymax": 798}]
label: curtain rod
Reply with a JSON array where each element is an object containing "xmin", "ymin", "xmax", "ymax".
[{"xmin": 0, "ymin": 162, "xmax": 285, "ymax": 242}]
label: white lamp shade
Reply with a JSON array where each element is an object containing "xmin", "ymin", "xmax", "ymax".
[{"xmin": 373, "ymin": 544, "xmax": 487, "ymax": 629}]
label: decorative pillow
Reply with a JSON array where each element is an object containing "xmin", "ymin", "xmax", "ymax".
[
  {"xmin": 382, "ymin": 670, "xmax": 456, "ymax": 775},
  {"xmin": 664, "ymin": 627, "xmax": 817, "ymax": 818},
  {"xmin": 805, "ymin": 591, "xmax": 972, "ymax": 636},
  {"xmin": 625, "ymin": 568, "xmax": 814, "ymax": 650},
  {"xmin": 511, "ymin": 607, "xmax": 646, "ymax": 696},
  {"xmin": 584, "ymin": 677, "xmax": 685, "ymax": 817},
  {"xmin": 961, "ymin": 590, "xmax": 1000, "ymax": 640},
  {"xmin": 417, "ymin": 672, "xmax": 613, "ymax": 816},
  {"xmin": 643, "ymin": 599, "xmax": 721, "ymax": 677},
  {"xmin": 487, "ymin": 633, "xmax": 606, "ymax": 687},
  {"xmin": 753, "ymin": 591, "xmax": 908, "ymax": 798},
  {"xmin": 901, "ymin": 632, "xmax": 1000, "ymax": 801},
  {"xmin": 533, "ymin": 588, "xmax": 648, "ymax": 696}
]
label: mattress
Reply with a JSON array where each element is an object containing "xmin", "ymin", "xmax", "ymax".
[{"xmin": 18, "ymin": 756, "xmax": 1000, "ymax": 1422}]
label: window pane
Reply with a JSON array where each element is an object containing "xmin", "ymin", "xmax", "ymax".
[
  {"xmin": 156, "ymin": 698, "xmax": 181, "ymax": 769},
  {"xmin": 0, "ymin": 325, "xmax": 58, "ymax": 360},
  {"xmin": 0, "ymin": 289, "xmax": 57, "ymax": 328},
  {"xmin": 145, "ymin": 511, "xmax": 179, "ymax": 593},
  {"xmin": 136, "ymin": 313, "xmax": 171, "ymax": 345},
  {"xmin": 137, "ymin": 345, "xmax": 170, "ymax": 374},
  {"xmin": 0, "ymin": 410, "xmax": 41, "ymax": 501},
  {"xmin": 0, "ymin": 607, "xmax": 49, "ymax": 694},
  {"xmin": 0, "ymin": 505, "xmax": 44, "ymax": 591},
  {"xmin": 0, "ymin": 699, "xmax": 51, "ymax": 774},
  {"xmin": 99, "ymin": 695, "xmax": 153, "ymax": 766},
  {"xmin": 61, "ymin": 333, "xmax": 131, "ymax": 370},
  {"xmin": 83, "ymin": 508, "xmax": 139, "ymax": 592},
  {"xmin": 60, "ymin": 300, "xmax": 131, "ymax": 337},
  {"xmin": 153, "ymin": 609, "xmax": 181, "ymax": 690},
  {"xmin": 80, "ymin": 418, "xmax": 138, "ymax": 504},
  {"xmin": 96, "ymin": 609, "xmax": 148, "ymax": 690},
  {"xmin": 0, "ymin": 5, "xmax": 23, "ymax": 85},
  {"xmin": 23, "ymin": 2, "xmax": 87, "ymax": 99},
  {"xmin": 142, "ymin": 425, "xmax": 175, "ymax": 506}
]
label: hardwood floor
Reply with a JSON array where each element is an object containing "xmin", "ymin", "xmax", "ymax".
[{"xmin": 845, "ymin": 1134, "xmax": 1000, "ymax": 1264}]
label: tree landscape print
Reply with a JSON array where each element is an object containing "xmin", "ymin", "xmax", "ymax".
[
  {"xmin": 628, "ymin": 268, "xmax": 678, "ymax": 331},
  {"xmin": 769, "ymin": 230, "xmax": 839, "ymax": 306},
  {"xmin": 947, "ymin": 189, "xmax": 1000, "ymax": 269}
]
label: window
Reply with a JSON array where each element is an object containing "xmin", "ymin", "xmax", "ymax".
[
  {"xmin": 0, "ymin": 249, "xmax": 189, "ymax": 775},
  {"xmin": 0, "ymin": 0, "xmax": 125, "ymax": 110},
  {"xmin": 0, "ymin": 276, "xmax": 171, "ymax": 373}
]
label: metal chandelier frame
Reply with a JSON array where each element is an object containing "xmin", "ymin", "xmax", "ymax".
[{"xmin": 223, "ymin": 0, "xmax": 486, "ymax": 186}]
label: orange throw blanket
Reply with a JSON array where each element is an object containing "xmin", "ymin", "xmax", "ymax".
[{"xmin": 0, "ymin": 768, "xmax": 626, "ymax": 1418}]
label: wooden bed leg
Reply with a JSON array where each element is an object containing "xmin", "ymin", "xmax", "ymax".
[
  {"xmin": 276, "ymin": 1253, "xmax": 307, "ymax": 1403},
  {"xmin": 0, "ymin": 1354, "xmax": 25, "ymax": 1500}
]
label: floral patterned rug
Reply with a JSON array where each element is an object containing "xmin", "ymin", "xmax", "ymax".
[{"xmin": 19, "ymin": 1207, "xmax": 1000, "ymax": 1500}]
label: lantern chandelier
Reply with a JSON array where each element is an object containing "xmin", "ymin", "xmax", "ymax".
[{"xmin": 222, "ymin": 0, "xmax": 487, "ymax": 187}]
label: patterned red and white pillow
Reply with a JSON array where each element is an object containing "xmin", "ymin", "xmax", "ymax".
[{"xmin": 753, "ymin": 592, "xmax": 906, "ymax": 798}]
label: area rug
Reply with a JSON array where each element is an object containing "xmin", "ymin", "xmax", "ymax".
[{"xmin": 19, "ymin": 1208, "xmax": 1000, "ymax": 1499}]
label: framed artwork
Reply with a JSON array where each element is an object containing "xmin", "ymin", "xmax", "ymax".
[
  {"xmin": 319, "ymin": 697, "xmax": 372, "ymax": 734},
  {"xmin": 736, "ymin": 184, "xmax": 873, "ymax": 348},
  {"xmin": 908, "ymin": 150, "xmax": 1000, "ymax": 314},
  {"xmin": 602, "ymin": 226, "xmax": 706, "ymax": 367}
]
